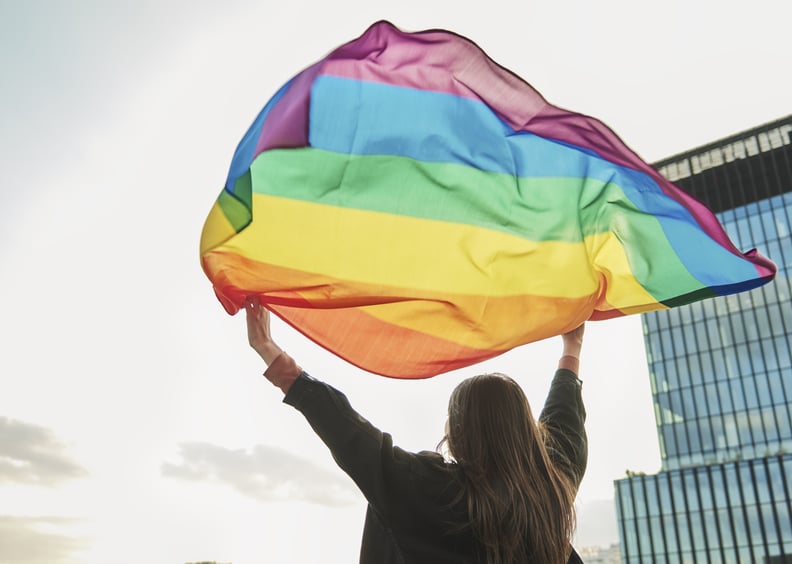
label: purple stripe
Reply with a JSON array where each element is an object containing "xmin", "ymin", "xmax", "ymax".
[{"xmin": 251, "ymin": 61, "xmax": 323, "ymax": 155}]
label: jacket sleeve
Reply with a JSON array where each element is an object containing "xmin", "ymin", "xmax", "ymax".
[
  {"xmin": 538, "ymin": 369, "xmax": 588, "ymax": 490},
  {"xmin": 283, "ymin": 370, "xmax": 412, "ymax": 522}
]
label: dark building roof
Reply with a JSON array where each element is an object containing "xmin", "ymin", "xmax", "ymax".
[{"xmin": 653, "ymin": 115, "xmax": 792, "ymax": 213}]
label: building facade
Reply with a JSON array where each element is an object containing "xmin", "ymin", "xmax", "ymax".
[{"xmin": 615, "ymin": 117, "xmax": 792, "ymax": 563}]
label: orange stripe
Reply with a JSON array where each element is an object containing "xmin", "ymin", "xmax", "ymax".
[{"xmin": 203, "ymin": 251, "xmax": 600, "ymax": 377}]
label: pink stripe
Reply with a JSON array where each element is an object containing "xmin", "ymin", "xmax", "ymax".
[{"xmin": 318, "ymin": 21, "xmax": 776, "ymax": 278}]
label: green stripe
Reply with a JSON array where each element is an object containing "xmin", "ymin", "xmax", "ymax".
[
  {"xmin": 249, "ymin": 148, "xmax": 703, "ymax": 299},
  {"xmin": 217, "ymin": 170, "xmax": 252, "ymax": 232}
]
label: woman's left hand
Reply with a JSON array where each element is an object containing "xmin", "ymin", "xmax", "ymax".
[{"xmin": 245, "ymin": 296, "xmax": 283, "ymax": 365}]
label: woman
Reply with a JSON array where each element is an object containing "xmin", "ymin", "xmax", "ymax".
[{"xmin": 245, "ymin": 297, "xmax": 587, "ymax": 563}]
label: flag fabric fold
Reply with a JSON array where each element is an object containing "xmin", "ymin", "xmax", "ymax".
[{"xmin": 200, "ymin": 21, "xmax": 776, "ymax": 378}]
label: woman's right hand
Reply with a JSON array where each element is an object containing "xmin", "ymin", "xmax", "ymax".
[
  {"xmin": 558, "ymin": 323, "xmax": 584, "ymax": 374},
  {"xmin": 562, "ymin": 324, "xmax": 585, "ymax": 359}
]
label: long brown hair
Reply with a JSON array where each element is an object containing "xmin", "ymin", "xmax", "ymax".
[{"xmin": 439, "ymin": 373, "xmax": 576, "ymax": 564}]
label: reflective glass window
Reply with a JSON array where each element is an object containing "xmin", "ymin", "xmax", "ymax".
[
  {"xmin": 671, "ymin": 472, "xmax": 686, "ymax": 511},
  {"xmin": 633, "ymin": 481, "xmax": 647, "ymax": 518},
  {"xmin": 729, "ymin": 379, "xmax": 746, "ymax": 412},
  {"xmin": 737, "ymin": 217, "xmax": 751, "ymax": 241},
  {"xmin": 717, "ymin": 508, "xmax": 734, "ymax": 548},
  {"xmin": 711, "ymin": 467, "xmax": 727, "ymax": 507},
  {"xmin": 618, "ymin": 483, "xmax": 634, "ymax": 519},
  {"xmin": 731, "ymin": 317, "xmax": 747, "ymax": 345},
  {"xmin": 756, "ymin": 373, "xmax": 772, "ymax": 407},
  {"xmin": 697, "ymin": 469, "xmax": 713, "ymax": 510},
  {"xmin": 707, "ymin": 319, "xmax": 723, "ymax": 348},
  {"xmin": 682, "ymin": 389, "xmax": 696, "ymax": 419},
  {"xmin": 753, "ymin": 307, "xmax": 771, "ymax": 341},
  {"xmin": 769, "ymin": 305, "xmax": 786, "ymax": 336},
  {"xmin": 737, "ymin": 343, "xmax": 752, "ymax": 374},
  {"xmin": 775, "ymin": 206, "xmax": 790, "ymax": 238},
  {"xmin": 712, "ymin": 353, "xmax": 727, "ymax": 381},
  {"xmin": 743, "ymin": 379, "xmax": 759, "ymax": 410},
  {"xmin": 648, "ymin": 332, "xmax": 661, "ymax": 362},
  {"xmin": 646, "ymin": 478, "xmax": 660, "ymax": 515},
  {"xmin": 761, "ymin": 337, "xmax": 780, "ymax": 371},
  {"xmin": 736, "ymin": 411, "xmax": 753, "ymax": 446},
  {"xmin": 718, "ymin": 381, "xmax": 734, "ymax": 413},
  {"xmin": 672, "ymin": 326, "xmax": 685, "ymax": 352},
  {"xmin": 649, "ymin": 516, "xmax": 663, "ymax": 551},
  {"xmin": 780, "ymin": 235, "xmax": 792, "ymax": 268},
  {"xmin": 675, "ymin": 422, "xmax": 689, "ymax": 455},
  {"xmin": 743, "ymin": 312, "xmax": 760, "ymax": 342},
  {"xmin": 657, "ymin": 311, "xmax": 669, "ymax": 331},
  {"xmin": 663, "ymin": 425, "xmax": 677, "ymax": 457},
  {"xmin": 775, "ymin": 405, "xmax": 791, "ymax": 440},
  {"xmin": 724, "ymin": 415, "xmax": 739, "ymax": 448},
  {"xmin": 723, "ymin": 349, "xmax": 740, "ymax": 379},
  {"xmin": 674, "ymin": 357, "xmax": 688, "ymax": 387},
  {"xmin": 655, "ymin": 362, "xmax": 668, "ymax": 392},
  {"xmin": 624, "ymin": 518, "xmax": 638, "ymax": 557},
  {"xmin": 658, "ymin": 475, "xmax": 673, "ymax": 515},
  {"xmin": 764, "ymin": 409, "xmax": 779, "ymax": 442},
  {"xmin": 733, "ymin": 506, "xmax": 749, "ymax": 547},
  {"xmin": 775, "ymin": 335, "xmax": 791, "ymax": 369},
  {"xmin": 677, "ymin": 514, "xmax": 692, "ymax": 552},
  {"xmin": 696, "ymin": 323, "xmax": 711, "ymax": 353},
  {"xmin": 663, "ymin": 514, "xmax": 679, "ymax": 553},
  {"xmin": 751, "ymin": 544, "xmax": 767, "ymax": 563},
  {"xmin": 684, "ymin": 472, "xmax": 700, "ymax": 512},
  {"xmin": 699, "ymin": 417, "xmax": 714, "ymax": 453},
  {"xmin": 693, "ymin": 385, "xmax": 708, "ymax": 416},
  {"xmin": 690, "ymin": 514, "xmax": 705, "ymax": 551},
  {"xmin": 762, "ymin": 502, "xmax": 780, "ymax": 544},
  {"xmin": 739, "ymin": 463, "xmax": 756, "ymax": 504},
  {"xmin": 686, "ymin": 421, "xmax": 700, "ymax": 453},
  {"xmin": 703, "ymin": 508, "xmax": 720, "ymax": 550},
  {"xmin": 748, "ymin": 340, "xmax": 765, "ymax": 373},
  {"xmin": 661, "ymin": 328, "xmax": 674, "ymax": 357},
  {"xmin": 778, "ymin": 501, "xmax": 792, "ymax": 543},
  {"xmin": 670, "ymin": 390, "xmax": 684, "ymax": 420},
  {"xmin": 636, "ymin": 518, "xmax": 651, "ymax": 555},
  {"xmin": 745, "ymin": 504, "xmax": 762, "ymax": 542}
]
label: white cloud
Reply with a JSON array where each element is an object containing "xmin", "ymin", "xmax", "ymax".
[
  {"xmin": 0, "ymin": 516, "xmax": 86, "ymax": 564},
  {"xmin": 162, "ymin": 441, "xmax": 358, "ymax": 507},
  {"xmin": 0, "ymin": 417, "xmax": 87, "ymax": 486}
]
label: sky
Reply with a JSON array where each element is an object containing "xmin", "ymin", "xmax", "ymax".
[{"xmin": 1, "ymin": 1, "xmax": 790, "ymax": 563}]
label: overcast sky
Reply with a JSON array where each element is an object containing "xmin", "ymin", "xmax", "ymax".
[{"xmin": 2, "ymin": 1, "xmax": 790, "ymax": 563}]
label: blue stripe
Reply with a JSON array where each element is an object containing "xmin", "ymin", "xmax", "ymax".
[
  {"xmin": 307, "ymin": 75, "xmax": 760, "ymax": 288},
  {"xmin": 225, "ymin": 77, "xmax": 296, "ymax": 192}
]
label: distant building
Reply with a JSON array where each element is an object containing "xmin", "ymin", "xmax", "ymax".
[
  {"xmin": 615, "ymin": 117, "xmax": 792, "ymax": 563},
  {"xmin": 579, "ymin": 543, "xmax": 622, "ymax": 563}
]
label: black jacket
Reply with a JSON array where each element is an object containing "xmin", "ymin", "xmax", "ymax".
[{"xmin": 284, "ymin": 369, "xmax": 587, "ymax": 563}]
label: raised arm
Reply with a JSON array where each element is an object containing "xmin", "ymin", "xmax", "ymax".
[
  {"xmin": 245, "ymin": 297, "xmax": 302, "ymax": 392},
  {"xmin": 244, "ymin": 297, "xmax": 410, "ymax": 522},
  {"xmin": 539, "ymin": 324, "xmax": 588, "ymax": 489}
]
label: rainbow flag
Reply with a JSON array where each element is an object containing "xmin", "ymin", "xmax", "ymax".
[{"xmin": 200, "ymin": 21, "xmax": 776, "ymax": 378}]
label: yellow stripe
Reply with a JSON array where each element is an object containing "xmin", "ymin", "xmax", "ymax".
[
  {"xmin": 200, "ymin": 201, "xmax": 237, "ymax": 257},
  {"xmin": 218, "ymin": 194, "xmax": 600, "ymax": 298},
  {"xmin": 586, "ymin": 231, "xmax": 661, "ymax": 310}
]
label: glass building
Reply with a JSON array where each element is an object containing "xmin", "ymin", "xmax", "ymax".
[{"xmin": 615, "ymin": 117, "xmax": 792, "ymax": 564}]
